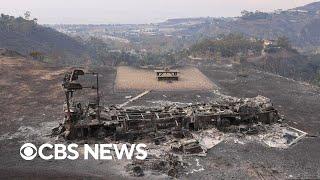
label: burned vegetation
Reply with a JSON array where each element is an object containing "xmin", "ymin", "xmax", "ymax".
[{"xmin": 52, "ymin": 69, "xmax": 307, "ymax": 177}]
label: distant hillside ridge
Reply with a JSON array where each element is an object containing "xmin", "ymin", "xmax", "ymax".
[
  {"xmin": 295, "ymin": 1, "xmax": 320, "ymax": 12},
  {"xmin": 161, "ymin": 2, "xmax": 320, "ymax": 52},
  {"xmin": 0, "ymin": 14, "xmax": 91, "ymax": 65}
]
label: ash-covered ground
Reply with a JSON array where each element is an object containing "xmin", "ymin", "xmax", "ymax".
[{"xmin": 0, "ymin": 57, "xmax": 320, "ymax": 179}]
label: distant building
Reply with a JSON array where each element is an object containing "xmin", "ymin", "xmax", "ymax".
[
  {"xmin": 263, "ymin": 39, "xmax": 274, "ymax": 47},
  {"xmin": 262, "ymin": 39, "xmax": 281, "ymax": 55}
]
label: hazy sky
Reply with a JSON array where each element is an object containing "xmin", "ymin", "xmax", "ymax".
[{"xmin": 0, "ymin": 0, "xmax": 318, "ymax": 24}]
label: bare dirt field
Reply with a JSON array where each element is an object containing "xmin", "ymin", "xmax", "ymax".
[{"xmin": 115, "ymin": 66, "xmax": 216, "ymax": 91}]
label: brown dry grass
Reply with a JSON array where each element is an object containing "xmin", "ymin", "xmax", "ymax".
[
  {"xmin": 0, "ymin": 56, "xmax": 67, "ymax": 102},
  {"xmin": 115, "ymin": 66, "xmax": 216, "ymax": 91}
]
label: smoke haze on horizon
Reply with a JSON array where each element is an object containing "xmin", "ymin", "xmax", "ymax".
[{"xmin": 0, "ymin": 0, "xmax": 318, "ymax": 24}]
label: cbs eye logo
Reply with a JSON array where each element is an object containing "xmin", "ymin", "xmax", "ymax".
[{"xmin": 20, "ymin": 143, "xmax": 37, "ymax": 160}]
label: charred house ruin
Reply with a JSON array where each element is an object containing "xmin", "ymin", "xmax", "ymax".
[{"xmin": 53, "ymin": 69, "xmax": 281, "ymax": 140}]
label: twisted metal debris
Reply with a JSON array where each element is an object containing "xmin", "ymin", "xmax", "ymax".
[
  {"xmin": 49, "ymin": 69, "xmax": 309, "ymax": 178},
  {"xmin": 52, "ymin": 69, "xmax": 281, "ymax": 140}
]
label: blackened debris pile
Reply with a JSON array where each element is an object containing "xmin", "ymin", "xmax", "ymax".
[
  {"xmin": 49, "ymin": 69, "xmax": 308, "ymax": 178},
  {"xmin": 126, "ymin": 153, "xmax": 187, "ymax": 178},
  {"xmin": 53, "ymin": 69, "xmax": 282, "ymax": 141}
]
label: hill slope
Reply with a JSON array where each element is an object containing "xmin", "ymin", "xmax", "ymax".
[
  {"xmin": 0, "ymin": 14, "xmax": 90, "ymax": 65},
  {"xmin": 159, "ymin": 2, "xmax": 320, "ymax": 51}
]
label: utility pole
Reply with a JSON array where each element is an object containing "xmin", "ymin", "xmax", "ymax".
[{"xmin": 96, "ymin": 72, "xmax": 100, "ymax": 122}]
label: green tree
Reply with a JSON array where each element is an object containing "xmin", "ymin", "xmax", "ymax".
[
  {"xmin": 24, "ymin": 11, "xmax": 31, "ymax": 20},
  {"xmin": 277, "ymin": 36, "xmax": 291, "ymax": 49},
  {"xmin": 314, "ymin": 70, "xmax": 320, "ymax": 86}
]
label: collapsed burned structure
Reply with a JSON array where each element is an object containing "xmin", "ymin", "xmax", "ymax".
[
  {"xmin": 53, "ymin": 69, "xmax": 282, "ymax": 141},
  {"xmin": 50, "ymin": 69, "xmax": 308, "ymax": 178}
]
